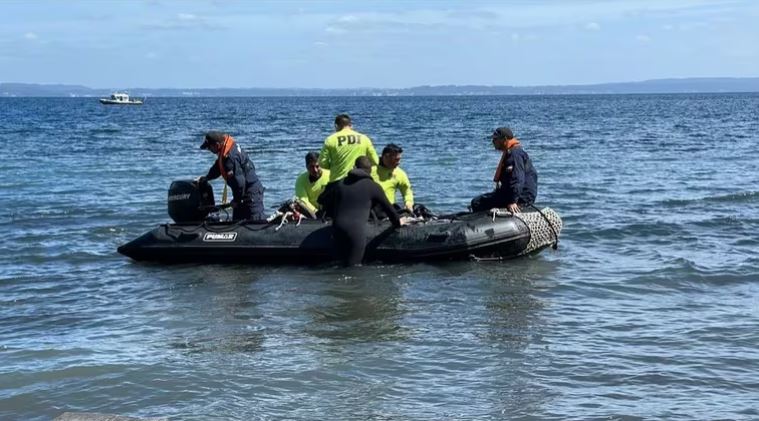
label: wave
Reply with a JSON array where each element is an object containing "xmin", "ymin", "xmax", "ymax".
[
  {"xmin": 570, "ymin": 220, "xmax": 689, "ymax": 241},
  {"xmin": 626, "ymin": 256, "xmax": 759, "ymax": 289},
  {"xmin": 660, "ymin": 191, "xmax": 759, "ymax": 206},
  {"xmin": 690, "ymin": 215, "xmax": 759, "ymax": 230},
  {"xmin": 88, "ymin": 127, "xmax": 122, "ymax": 134}
]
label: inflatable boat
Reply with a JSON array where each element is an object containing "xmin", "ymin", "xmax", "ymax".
[{"xmin": 117, "ymin": 180, "xmax": 562, "ymax": 264}]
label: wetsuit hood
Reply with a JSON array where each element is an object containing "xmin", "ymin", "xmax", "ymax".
[{"xmin": 345, "ymin": 168, "xmax": 372, "ymax": 184}]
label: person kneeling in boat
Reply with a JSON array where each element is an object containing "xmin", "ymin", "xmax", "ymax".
[
  {"xmin": 318, "ymin": 156, "xmax": 403, "ymax": 266},
  {"xmin": 470, "ymin": 127, "xmax": 538, "ymax": 214},
  {"xmin": 372, "ymin": 143, "xmax": 414, "ymax": 218},
  {"xmin": 198, "ymin": 131, "xmax": 265, "ymax": 221},
  {"xmin": 294, "ymin": 151, "xmax": 330, "ymax": 218}
]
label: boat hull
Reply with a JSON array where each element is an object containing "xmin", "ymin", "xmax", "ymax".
[
  {"xmin": 99, "ymin": 99, "xmax": 143, "ymax": 105},
  {"xmin": 117, "ymin": 208, "xmax": 562, "ymax": 264}
]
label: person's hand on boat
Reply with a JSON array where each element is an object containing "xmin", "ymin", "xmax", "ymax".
[
  {"xmin": 195, "ymin": 175, "xmax": 208, "ymax": 185},
  {"xmin": 399, "ymin": 216, "xmax": 413, "ymax": 226},
  {"xmin": 507, "ymin": 203, "xmax": 520, "ymax": 214}
]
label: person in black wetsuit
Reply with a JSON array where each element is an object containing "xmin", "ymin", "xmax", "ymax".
[
  {"xmin": 198, "ymin": 131, "xmax": 265, "ymax": 221},
  {"xmin": 318, "ymin": 156, "xmax": 403, "ymax": 266},
  {"xmin": 471, "ymin": 127, "xmax": 538, "ymax": 214}
]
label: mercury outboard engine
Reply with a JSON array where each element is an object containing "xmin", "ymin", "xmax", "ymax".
[{"xmin": 167, "ymin": 180, "xmax": 215, "ymax": 223}]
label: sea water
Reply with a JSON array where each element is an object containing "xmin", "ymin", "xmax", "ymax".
[{"xmin": 1, "ymin": 95, "xmax": 758, "ymax": 420}]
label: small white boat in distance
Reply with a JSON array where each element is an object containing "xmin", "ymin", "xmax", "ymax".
[{"xmin": 99, "ymin": 92, "xmax": 144, "ymax": 105}]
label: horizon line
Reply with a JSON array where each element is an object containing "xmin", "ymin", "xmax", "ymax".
[{"xmin": 3, "ymin": 76, "xmax": 759, "ymax": 91}]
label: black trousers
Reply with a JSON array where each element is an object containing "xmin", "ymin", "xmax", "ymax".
[
  {"xmin": 233, "ymin": 184, "xmax": 265, "ymax": 221},
  {"xmin": 470, "ymin": 190, "xmax": 533, "ymax": 213}
]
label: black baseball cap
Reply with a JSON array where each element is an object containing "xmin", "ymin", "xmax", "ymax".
[
  {"xmin": 488, "ymin": 127, "xmax": 514, "ymax": 140},
  {"xmin": 200, "ymin": 131, "xmax": 225, "ymax": 149}
]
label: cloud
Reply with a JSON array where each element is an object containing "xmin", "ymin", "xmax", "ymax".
[
  {"xmin": 430, "ymin": 0, "xmax": 739, "ymax": 29},
  {"xmin": 636, "ymin": 34, "xmax": 652, "ymax": 43},
  {"xmin": 322, "ymin": 12, "xmax": 461, "ymax": 36},
  {"xmin": 141, "ymin": 13, "xmax": 215, "ymax": 30},
  {"xmin": 325, "ymin": 26, "xmax": 346, "ymax": 34},
  {"xmin": 510, "ymin": 32, "xmax": 539, "ymax": 43},
  {"xmin": 445, "ymin": 9, "xmax": 492, "ymax": 20},
  {"xmin": 337, "ymin": 15, "xmax": 358, "ymax": 23},
  {"xmin": 307, "ymin": 0, "xmax": 732, "ymax": 39},
  {"xmin": 584, "ymin": 22, "xmax": 601, "ymax": 31},
  {"xmin": 24, "ymin": 32, "xmax": 38, "ymax": 40},
  {"xmin": 314, "ymin": 41, "xmax": 328, "ymax": 47},
  {"xmin": 724, "ymin": 47, "xmax": 756, "ymax": 58},
  {"xmin": 675, "ymin": 21, "xmax": 711, "ymax": 31},
  {"xmin": 660, "ymin": 21, "xmax": 710, "ymax": 32}
]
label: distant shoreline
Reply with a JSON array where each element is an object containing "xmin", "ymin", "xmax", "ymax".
[
  {"xmin": 2, "ymin": 92, "xmax": 758, "ymax": 99},
  {"xmin": 2, "ymin": 77, "xmax": 759, "ymax": 97}
]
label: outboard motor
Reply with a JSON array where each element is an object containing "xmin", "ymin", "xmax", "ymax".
[{"xmin": 167, "ymin": 180, "xmax": 215, "ymax": 223}]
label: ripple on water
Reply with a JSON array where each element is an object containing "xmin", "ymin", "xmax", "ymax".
[{"xmin": 2, "ymin": 95, "xmax": 759, "ymax": 420}]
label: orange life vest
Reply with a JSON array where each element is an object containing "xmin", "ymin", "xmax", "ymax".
[
  {"xmin": 493, "ymin": 138, "xmax": 521, "ymax": 182},
  {"xmin": 216, "ymin": 134, "xmax": 236, "ymax": 181}
]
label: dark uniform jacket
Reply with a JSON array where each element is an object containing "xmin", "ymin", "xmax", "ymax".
[
  {"xmin": 496, "ymin": 146, "xmax": 538, "ymax": 205},
  {"xmin": 206, "ymin": 143, "xmax": 263, "ymax": 204}
]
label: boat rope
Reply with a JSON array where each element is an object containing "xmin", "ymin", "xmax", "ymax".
[
  {"xmin": 275, "ymin": 213, "xmax": 290, "ymax": 231},
  {"xmin": 488, "ymin": 206, "xmax": 559, "ymax": 250},
  {"xmin": 266, "ymin": 211, "xmax": 283, "ymax": 223},
  {"xmin": 527, "ymin": 204, "xmax": 559, "ymax": 250},
  {"xmin": 469, "ymin": 254, "xmax": 503, "ymax": 262},
  {"xmin": 272, "ymin": 210, "xmax": 304, "ymax": 231},
  {"xmin": 217, "ymin": 135, "xmax": 230, "ymax": 205},
  {"xmin": 489, "ymin": 208, "xmax": 513, "ymax": 221}
]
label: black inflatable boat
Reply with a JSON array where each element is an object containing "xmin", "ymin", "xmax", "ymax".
[{"xmin": 117, "ymin": 180, "xmax": 562, "ymax": 264}]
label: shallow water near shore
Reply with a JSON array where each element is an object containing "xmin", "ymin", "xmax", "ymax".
[{"xmin": 1, "ymin": 94, "xmax": 758, "ymax": 420}]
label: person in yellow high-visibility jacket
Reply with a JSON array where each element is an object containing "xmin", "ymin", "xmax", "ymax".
[
  {"xmin": 319, "ymin": 114, "xmax": 379, "ymax": 182},
  {"xmin": 294, "ymin": 151, "xmax": 330, "ymax": 217},
  {"xmin": 372, "ymin": 143, "xmax": 414, "ymax": 213}
]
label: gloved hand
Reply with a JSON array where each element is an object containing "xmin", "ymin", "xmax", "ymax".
[{"xmin": 196, "ymin": 175, "xmax": 208, "ymax": 185}]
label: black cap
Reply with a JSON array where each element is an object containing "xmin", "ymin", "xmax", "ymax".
[
  {"xmin": 200, "ymin": 131, "xmax": 225, "ymax": 149},
  {"xmin": 382, "ymin": 143, "xmax": 403, "ymax": 155},
  {"xmin": 489, "ymin": 127, "xmax": 514, "ymax": 140}
]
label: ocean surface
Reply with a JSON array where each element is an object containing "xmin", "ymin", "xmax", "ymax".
[{"xmin": 1, "ymin": 95, "xmax": 758, "ymax": 420}]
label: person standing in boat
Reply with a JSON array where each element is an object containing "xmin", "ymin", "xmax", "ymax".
[
  {"xmin": 470, "ymin": 127, "xmax": 538, "ymax": 214},
  {"xmin": 319, "ymin": 114, "xmax": 379, "ymax": 182},
  {"xmin": 294, "ymin": 151, "xmax": 330, "ymax": 218},
  {"xmin": 318, "ymin": 156, "xmax": 402, "ymax": 266},
  {"xmin": 198, "ymin": 131, "xmax": 265, "ymax": 221}
]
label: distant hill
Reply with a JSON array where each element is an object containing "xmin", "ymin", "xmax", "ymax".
[{"xmin": 2, "ymin": 78, "xmax": 759, "ymax": 97}]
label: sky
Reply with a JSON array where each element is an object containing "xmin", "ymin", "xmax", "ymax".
[{"xmin": 1, "ymin": 0, "xmax": 758, "ymax": 89}]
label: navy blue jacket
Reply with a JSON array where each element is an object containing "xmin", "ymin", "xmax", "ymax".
[
  {"xmin": 496, "ymin": 146, "xmax": 538, "ymax": 205},
  {"xmin": 206, "ymin": 143, "xmax": 262, "ymax": 202}
]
